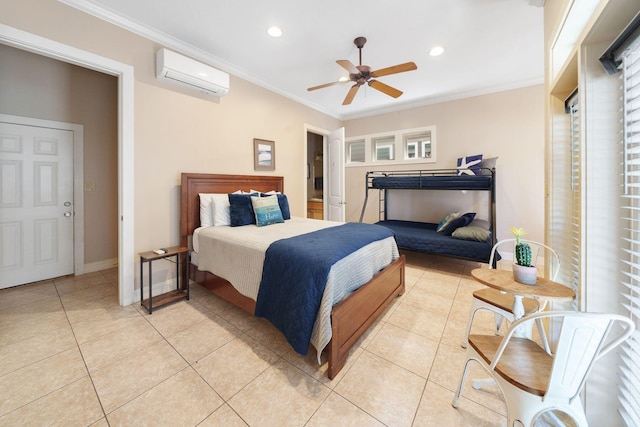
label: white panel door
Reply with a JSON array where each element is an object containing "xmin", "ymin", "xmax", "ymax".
[
  {"xmin": 0, "ymin": 122, "xmax": 74, "ymax": 289},
  {"xmin": 327, "ymin": 127, "xmax": 345, "ymax": 222}
]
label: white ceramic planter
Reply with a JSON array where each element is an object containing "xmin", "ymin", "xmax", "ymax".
[{"xmin": 512, "ymin": 263, "xmax": 537, "ymax": 285}]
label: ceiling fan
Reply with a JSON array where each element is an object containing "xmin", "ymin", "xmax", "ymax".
[{"xmin": 307, "ymin": 36, "xmax": 417, "ymax": 105}]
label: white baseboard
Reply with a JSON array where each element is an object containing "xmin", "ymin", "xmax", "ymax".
[{"xmin": 84, "ymin": 258, "xmax": 118, "ymax": 274}]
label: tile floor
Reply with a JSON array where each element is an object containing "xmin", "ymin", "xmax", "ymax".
[{"xmin": 0, "ymin": 251, "xmax": 510, "ymax": 427}]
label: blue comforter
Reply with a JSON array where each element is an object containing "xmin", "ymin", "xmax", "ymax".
[{"xmin": 254, "ymin": 222, "xmax": 395, "ymax": 355}]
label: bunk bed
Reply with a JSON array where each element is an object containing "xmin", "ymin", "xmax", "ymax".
[{"xmin": 359, "ymin": 168, "xmax": 496, "ymax": 263}]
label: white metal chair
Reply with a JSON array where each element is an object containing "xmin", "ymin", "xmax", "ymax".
[
  {"xmin": 461, "ymin": 239, "xmax": 561, "ymax": 349},
  {"xmin": 453, "ymin": 311, "xmax": 635, "ymax": 427}
]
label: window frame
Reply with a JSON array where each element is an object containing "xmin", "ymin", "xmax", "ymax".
[{"xmin": 345, "ymin": 125, "xmax": 436, "ymax": 167}]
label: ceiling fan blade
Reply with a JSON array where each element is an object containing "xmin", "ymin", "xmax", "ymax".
[
  {"xmin": 342, "ymin": 84, "xmax": 360, "ymax": 105},
  {"xmin": 307, "ymin": 81, "xmax": 342, "ymax": 91},
  {"xmin": 368, "ymin": 80, "xmax": 403, "ymax": 98},
  {"xmin": 336, "ymin": 60, "xmax": 359, "ymax": 75},
  {"xmin": 371, "ymin": 62, "xmax": 417, "ymax": 78}
]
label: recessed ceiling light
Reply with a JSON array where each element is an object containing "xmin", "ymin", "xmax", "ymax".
[
  {"xmin": 429, "ymin": 46, "xmax": 444, "ymax": 57},
  {"xmin": 267, "ymin": 26, "xmax": 283, "ymax": 38}
]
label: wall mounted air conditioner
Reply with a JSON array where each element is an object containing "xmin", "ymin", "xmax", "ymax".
[{"xmin": 156, "ymin": 48, "xmax": 229, "ymax": 97}]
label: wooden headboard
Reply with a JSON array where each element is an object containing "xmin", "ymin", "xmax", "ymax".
[{"xmin": 180, "ymin": 173, "xmax": 284, "ymax": 247}]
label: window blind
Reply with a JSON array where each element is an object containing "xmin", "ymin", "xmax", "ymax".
[
  {"xmin": 567, "ymin": 93, "xmax": 581, "ymax": 312},
  {"xmin": 618, "ymin": 38, "xmax": 640, "ymax": 427}
]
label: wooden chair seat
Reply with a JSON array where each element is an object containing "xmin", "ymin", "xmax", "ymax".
[
  {"xmin": 472, "ymin": 288, "xmax": 539, "ymax": 314},
  {"xmin": 468, "ymin": 334, "xmax": 551, "ymax": 396}
]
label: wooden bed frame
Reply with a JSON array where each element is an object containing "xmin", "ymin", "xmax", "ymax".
[{"xmin": 180, "ymin": 173, "xmax": 405, "ymax": 379}]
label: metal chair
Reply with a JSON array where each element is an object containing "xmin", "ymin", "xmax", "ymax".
[
  {"xmin": 461, "ymin": 239, "xmax": 560, "ymax": 349},
  {"xmin": 453, "ymin": 311, "xmax": 635, "ymax": 427}
]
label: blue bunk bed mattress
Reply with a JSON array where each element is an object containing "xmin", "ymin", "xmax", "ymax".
[
  {"xmin": 376, "ymin": 220, "xmax": 492, "ymax": 262},
  {"xmin": 371, "ymin": 175, "xmax": 492, "ymax": 190}
]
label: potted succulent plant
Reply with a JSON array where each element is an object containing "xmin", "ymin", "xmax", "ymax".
[{"xmin": 510, "ymin": 227, "xmax": 537, "ymax": 285}]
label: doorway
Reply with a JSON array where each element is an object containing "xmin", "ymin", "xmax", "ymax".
[
  {"xmin": 306, "ymin": 131, "xmax": 324, "ymax": 219},
  {"xmin": 1, "ymin": 24, "xmax": 135, "ymax": 306},
  {"xmin": 304, "ymin": 125, "xmax": 345, "ymax": 222}
]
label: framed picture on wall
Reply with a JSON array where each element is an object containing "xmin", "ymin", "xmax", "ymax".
[{"xmin": 254, "ymin": 138, "xmax": 275, "ymax": 171}]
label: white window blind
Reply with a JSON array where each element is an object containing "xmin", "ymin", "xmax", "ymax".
[
  {"xmin": 618, "ymin": 38, "xmax": 640, "ymax": 427},
  {"xmin": 568, "ymin": 93, "xmax": 581, "ymax": 311}
]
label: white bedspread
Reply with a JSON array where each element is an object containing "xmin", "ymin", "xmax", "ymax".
[{"xmin": 192, "ymin": 216, "xmax": 399, "ymax": 361}]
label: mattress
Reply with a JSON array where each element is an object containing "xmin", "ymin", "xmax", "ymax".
[
  {"xmin": 377, "ymin": 219, "xmax": 492, "ymax": 262},
  {"xmin": 371, "ymin": 174, "xmax": 493, "ymax": 190},
  {"xmin": 192, "ymin": 216, "xmax": 399, "ymax": 360}
]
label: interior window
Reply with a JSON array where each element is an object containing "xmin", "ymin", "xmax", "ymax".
[
  {"xmin": 374, "ymin": 136, "xmax": 395, "ymax": 161},
  {"xmin": 348, "ymin": 139, "xmax": 365, "ymax": 163},
  {"xmin": 404, "ymin": 131, "xmax": 431, "ymax": 159}
]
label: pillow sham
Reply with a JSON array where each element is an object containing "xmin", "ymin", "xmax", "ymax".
[
  {"xmin": 479, "ymin": 156, "xmax": 498, "ymax": 176},
  {"xmin": 456, "ymin": 154, "xmax": 483, "ymax": 176},
  {"xmin": 436, "ymin": 212, "xmax": 460, "ymax": 232},
  {"xmin": 452, "ymin": 226, "xmax": 490, "ymax": 242},
  {"xmin": 211, "ymin": 191, "xmax": 243, "ymax": 227},
  {"xmin": 442, "ymin": 212, "xmax": 476, "ymax": 236},
  {"xmin": 199, "ymin": 193, "xmax": 217, "ymax": 227},
  {"xmin": 469, "ymin": 218, "xmax": 491, "ymax": 230},
  {"xmin": 229, "ymin": 193, "xmax": 256, "ymax": 226},
  {"xmin": 251, "ymin": 195, "xmax": 284, "ymax": 227}
]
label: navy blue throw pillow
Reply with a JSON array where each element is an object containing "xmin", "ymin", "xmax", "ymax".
[
  {"xmin": 229, "ymin": 193, "xmax": 255, "ymax": 226},
  {"xmin": 442, "ymin": 212, "xmax": 476, "ymax": 236},
  {"xmin": 261, "ymin": 193, "xmax": 290, "ymax": 220}
]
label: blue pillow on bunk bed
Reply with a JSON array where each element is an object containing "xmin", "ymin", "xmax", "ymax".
[
  {"xmin": 456, "ymin": 154, "xmax": 483, "ymax": 176},
  {"xmin": 436, "ymin": 212, "xmax": 460, "ymax": 232},
  {"xmin": 442, "ymin": 212, "xmax": 476, "ymax": 235}
]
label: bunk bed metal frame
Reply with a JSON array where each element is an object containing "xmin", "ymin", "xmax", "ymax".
[{"xmin": 359, "ymin": 168, "xmax": 497, "ymax": 264}]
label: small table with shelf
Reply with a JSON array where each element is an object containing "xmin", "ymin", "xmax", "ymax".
[
  {"xmin": 471, "ymin": 268, "xmax": 575, "ymax": 337},
  {"xmin": 139, "ymin": 245, "xmax": 190, "ymax": 314}
]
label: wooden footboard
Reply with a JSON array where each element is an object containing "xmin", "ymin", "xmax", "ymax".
[
  {"xmin": 190, "ymin": 255, "xmax": 405, "ymax": 379},
  {"xmin": 328, "ymin": 254, "xmax": 405, "ymax": 379}
]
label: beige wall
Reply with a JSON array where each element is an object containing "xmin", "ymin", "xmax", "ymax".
[
  {"xmin": 0, "ymin": 44, "xmax": 118, "ymax": 266},
  {"xmin": 345, "ymin": 84, "xmax": 545, "ymax": 244},
  {"xmin": 3, "ymin": 0, "xmax": 544, "ymax": 281},
  {"xmin": 1, "ymin": 0, "xmax": 341, "ymax": 277}
]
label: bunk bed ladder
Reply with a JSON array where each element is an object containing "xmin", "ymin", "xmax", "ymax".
[{"xmin": 379, "ymin": 188, "xmax": 387, "ymax": 221}]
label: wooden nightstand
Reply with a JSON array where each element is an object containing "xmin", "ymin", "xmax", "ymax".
[{"xmin": 139, "ymin": 245, "xmax": 190, "ymax": 314}]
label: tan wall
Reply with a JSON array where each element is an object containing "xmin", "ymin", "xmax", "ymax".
[
  {"xmin": 3, "ymin": 0, "xmax": 544, "ymax": 273},
  {"xmin": 345, "ymin": 84, "xmax": 545, "ymax": 244},
  {"xmin": 1, "ymin": 0, "xmax": 342, "ymax": 271},
  {"xmin": 0, "ymin": 44, "xmax": 118, "ymax": 265}
]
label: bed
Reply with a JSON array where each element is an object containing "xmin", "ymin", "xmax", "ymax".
[
  {"xmin": 180, "ymin": 173, "xmax": 405, "ymax": 379},
  {"xmin": 359, "ymin": 168, "xmax": 497, "ymax": 264}
]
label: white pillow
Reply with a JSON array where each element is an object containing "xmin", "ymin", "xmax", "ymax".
[
  {"xmin": 199, "ymin": 191, "xmax": 242, "ymax": 227},
  {"xmin": 249, "ymin": 189, "xmax": 281, "ymax": 195},
  {"xmin": 199, "ymin": 193, "xmax": 217, "ymax": 227},
  {"xmin": 211, "ymin": 192, "xmax": 238, "ymax": 227}
]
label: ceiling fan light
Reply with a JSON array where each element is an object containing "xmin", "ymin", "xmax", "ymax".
[
  {"xmin": 338, "ymin": 76, "xmax": 350, "ymax": 82},
  {"xmin": 429, "ymin": 46, "xmax": 444, "ymax": 57},
  {"xmin": 266, "ymin": 26, "xmax": 282, "ymax": 38}
]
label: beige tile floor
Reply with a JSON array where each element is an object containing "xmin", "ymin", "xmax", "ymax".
[{"xmin": 0, "ymin": 250, "xmax": 509, "ymax": 427}]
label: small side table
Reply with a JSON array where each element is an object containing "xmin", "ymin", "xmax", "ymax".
[{"xmin": 139, "ymin": 246, "xmax": 190, "ymax": 314}]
